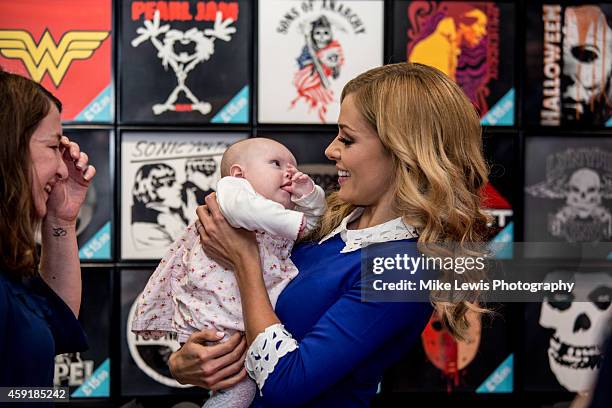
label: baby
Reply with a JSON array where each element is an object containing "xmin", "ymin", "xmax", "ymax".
[{"xmin": 131, "ymin": 138, "xmax": 326, "ymax": 408}]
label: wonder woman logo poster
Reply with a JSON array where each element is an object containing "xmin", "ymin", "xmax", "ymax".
[
  {"xmin": 391, "ymin": 1, "xmax": 515, "ymax": 126},
  {"xmin": 0, "ymin": 0, "xmax": 112, "ymax": 122}
]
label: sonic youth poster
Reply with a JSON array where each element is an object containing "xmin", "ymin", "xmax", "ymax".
[
  {"xmin": 264, "ymin": 132, "xmax": 339, "ymax": 193},
  {"xmin": 524, "ymin": 269, "xmax": 612, "ymax": 392},
  {"xmin": 258, "ymin": 0, "xmax": 383, "ymax": 124},
  {"xmin": 121, "ymin": 269, "xmax": 204, "ymax": 396},
  {"xmin": 384, "ymin": 307, "xmax": 513, "ymax": 393},
  {"xmin": 54, "ymin": 269, "xmax": 111, "ymax": 398},
  {"xmin": 0, "ymin": 0, "xmax": 112, "ymax": 122},
  {"xmin": 391, "ymin": 1, "xmax": 515, "ymax": 126},
  {"xmin": 121, "ymin": 131, "xmax": 245, "ymax": 260},
  {"xmin": 120, "ymin": 0, "xmax": 250, "ymax": 124},
  {"xmin": 482, "ymin": 136, "xmax": 515, "ymax": 257},
  {"xmin": 526, "ymin": 3, "xmax": 612, "ymax": 127},
  {"xmin": 63, "ymin": 129, "xmax": 113, "ymax": 261},
  {"xmin": 524, "ymin": 137, "xmax": 612, "ymax": 258}
]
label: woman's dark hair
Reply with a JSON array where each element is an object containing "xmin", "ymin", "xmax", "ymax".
[{"xmin": 0, "ymin": 68, "xmax": 62, "ymax": 278}]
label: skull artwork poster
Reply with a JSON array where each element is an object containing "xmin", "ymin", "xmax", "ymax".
[
  {"xmin": 525, "ymin": 140, "xmax": 612, "ymax": 247},
  {"xmin": 539, "ymin": 272, "xmax": 612, "ymax": 392}
]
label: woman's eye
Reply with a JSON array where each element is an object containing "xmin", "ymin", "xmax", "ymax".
[{"xmin": 339, "ymin": 137, "xmax": 354, "ymax": 146}]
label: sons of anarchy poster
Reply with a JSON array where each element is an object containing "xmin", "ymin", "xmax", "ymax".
[{"xmin": 257, "ymin": 0, "xmax": 384, "ymax": 124}]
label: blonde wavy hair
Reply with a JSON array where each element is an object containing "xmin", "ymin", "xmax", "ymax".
[{"xmin": 307, "ymin": 63, "xmax": 492, "ymax": 341}]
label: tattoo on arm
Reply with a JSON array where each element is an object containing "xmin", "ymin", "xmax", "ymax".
[{"xmin": 52, "ymin": 227, "xmax": 67, "ymax": 237}]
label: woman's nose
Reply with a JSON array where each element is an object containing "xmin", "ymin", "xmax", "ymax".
[
  {"xmin": 325, "ymin": 139, "xmax": 339, "ymax": 160},
  {"xmin": 57, "ymin": 156, "xmax": 69, "ymax": 180}
]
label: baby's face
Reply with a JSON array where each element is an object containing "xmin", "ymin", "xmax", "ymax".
[{"xmin": 244, "ymin": 142, "xmax": 297, "ymax": 209}]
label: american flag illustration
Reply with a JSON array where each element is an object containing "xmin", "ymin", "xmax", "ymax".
[{"xmin": 290, "ymin": 40, "xmax": 344, "ymax": 122}]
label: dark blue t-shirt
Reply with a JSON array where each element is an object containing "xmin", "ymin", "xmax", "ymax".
[{"xmin": 0, "ymin": 271, "xmax": 88, "ymax": 387}]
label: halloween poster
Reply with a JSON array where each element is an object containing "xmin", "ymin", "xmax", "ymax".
[
  {"xmin": 525, "ymin": 3, "xmax": 612, "ymax": 127},
  {"xmin": 119, "ymin": 0, "xmax": 251, "ymax": 124},
  {"xmin": 63, "ymin": 129, "xmax": 114, "ymax": 261},
  {"xmin": 257, "ymin": 0, "xmax": 384, "ymax": 124},
  {"xmin": 120, "ymin": 131, "xmax": 245, "ymax": 260},
  {"xmin": 53, "ymin": 268, "xmax": 112, "ymax": 398},
  {"xmin": 391, "ymin": 1, "xmax": 516, "ymax": 126},
  {"xmin": 0, "ymin": 0, "xmax": 113, "ymax": 122}
]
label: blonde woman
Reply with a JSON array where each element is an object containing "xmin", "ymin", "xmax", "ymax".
[{"xmin": 168, "ymin": 63, "xmax": 491, "ymax": 407}]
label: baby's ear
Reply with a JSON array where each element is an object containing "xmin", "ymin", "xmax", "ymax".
[{"xmin": 229, "ymin": 164, "xmax": 244, "ymax": 178}]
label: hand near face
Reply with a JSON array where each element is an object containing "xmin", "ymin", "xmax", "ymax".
[
  {"xmin": 284, "ymin": 164, "xmax": 315, "ymax": 199},
  {"xmin": 46, "ymin": 136, "xmax": 96, "ymax": 223}
]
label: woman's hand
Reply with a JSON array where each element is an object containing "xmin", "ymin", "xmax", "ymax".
[
  {"xmin": 196, "ymin": 192, "xmax": 260, "ymax": 270},
  {"xmin": 168, "ymin": 329, "xmax": 248, "ymax": 390},
  {"xmin": 46, "ymin": 135, "xmax": 96, "ymax": 224}
]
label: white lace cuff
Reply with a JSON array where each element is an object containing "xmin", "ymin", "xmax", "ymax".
[{"xmin": 245, "ymin": 323, "xmax": 298, "ymax": 395}]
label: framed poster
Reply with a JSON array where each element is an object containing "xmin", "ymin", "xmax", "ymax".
[
  {"xmin": 524, "ymin": 137, "xmax": 612, "ymax": 258},
  {"xmin": 119, "ymin": 0, "xmax": 251, "ymax": 124},
  {"xmin": 525, "ymin": 2, "xmax": 612, "ymax": 127},
  {"xmin": 54, "ymin": 268, "xmax": 112, "ymax": 398},
  {"xmin": 482, "ymin": 135, "xmax": 515, "ymax": 258},
  {"xmin": 63, "ymin": 129, "xmax": 114, "ymax": 261},
  {"xmin": 391, "ymin": 1, "xmax": 516, "ymax": 126},
  {"xmin": 0, "ymin": 0, "xmax": 113, "ymax": 122},
  {"xmin": 257, "ymin": 0, "xmax": 384, "ymax": 124},
  {"xmin": 121, "ymin": 268, "xmax": 206, "ymax": 398},
  {"xmin": 524, "ymin": 268, "xmax": 612, "ymax": 393},
  {"xmin": 120, "ymin": 131, "xmax": 246, "ymax": 260},
  {"xmin": 384, "ymin": 306, "xmax": 513, "ymax": 393},
  {"xmin": 263, "ymin": 132, "xmax": 339, "ymax": 193}
]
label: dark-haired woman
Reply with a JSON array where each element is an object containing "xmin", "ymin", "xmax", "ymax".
[{"xmin": 0, "ymin": 70, "xmax": 96, "ymax": 388}]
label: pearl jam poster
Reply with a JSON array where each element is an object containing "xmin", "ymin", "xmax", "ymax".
[
  {"xmin": 257, "ymin": 0, "xmax": 384, "ymax": 124},
  {"xmin": 524, "ymin": 137, "xmax": 612, "ymax": 258},
  {"xmin": 391, "ymin": 1, "xmax": 515, "ymax": 126},
  {"xmin": 119, "ymin": 0, "xmax": 250, "ymax": 124},
  {"xmin": 63, "ymin": 129, "xmax": 113, "ymax": 261},
  {"xmin": 525, "ymin": 3, "xmax": 612, "ymax": 127},
  {"xmin": 54, "ymin": 269, "xmax": 111, "ymax": 398},
  {"xmin": 264, "ymin": 132, "xmax": 339, "ymax": 193},
  {"xmin": 121, "ymin": 268, "xmax": 205, "ymax": 397},
  {"xmin": 524, "ymin": 269, "xmax": 612, "ymax": 393},
  {"xmin": 384, "ymin": 308, "xmax": 513, "ymax": 393},
  {"xmin": 0, "ymin": 0, "xmax": 112, "ymax": 122},
  {"xmin": 120, "ymin": 131, "xmax": 245, "ymax": 260}
]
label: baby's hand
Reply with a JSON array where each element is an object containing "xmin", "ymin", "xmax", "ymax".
[{"xmin": 285, "ymin": 164, "xmax": 315, "ymax": 198}]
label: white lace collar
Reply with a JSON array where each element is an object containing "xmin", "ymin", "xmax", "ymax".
[{"xmin": 319, "ymin": 208, "xmax": 419, "ymax": 253}]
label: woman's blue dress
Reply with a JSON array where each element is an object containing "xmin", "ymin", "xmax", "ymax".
[{"xmin": 251, "ymin": 235, "xmax": 432, "ymax": 407}]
